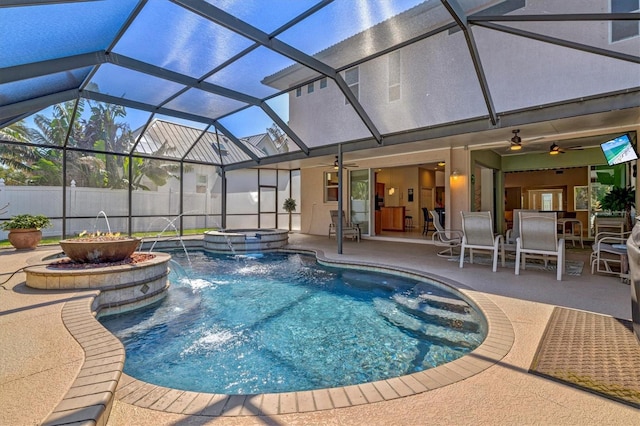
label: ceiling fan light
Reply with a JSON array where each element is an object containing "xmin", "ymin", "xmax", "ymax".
[
  {"xmin": 549, "ymin": 143, "xmax": 560, "ymax": 155},
  {"xmin": 510, "ymin": 143, "xmax": 522, "ymax": 151}
]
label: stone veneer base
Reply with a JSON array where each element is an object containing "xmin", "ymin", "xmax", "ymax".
[
  {"xmin": 25, "ymin": 252, "xmax": 171, "ymax": 314},
  {"xmin": 204, "ymin": 228, "xmax": 288, "ymax": 252}
]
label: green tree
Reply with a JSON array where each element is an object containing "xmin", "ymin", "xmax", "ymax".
[
  {"xmin": 125, "ymin": 142, "xmax": 181, "ymax": 190},
  {"xmin": 77, "ymin": 102, "xmax": 134, "ymax": 189},
  {"xmin": 600, "ymin": 185, "xmax": 636, "ymax": 230},
  {"xmin": 0, "ymin": 121, "xmax": 38, "ymax": 176}
]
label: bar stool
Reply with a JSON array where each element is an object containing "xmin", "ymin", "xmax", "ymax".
[{"xmin": 405, "ymin": 215, "xmax": 413, "ymax": 230}]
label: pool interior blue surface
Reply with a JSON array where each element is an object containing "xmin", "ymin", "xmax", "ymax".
[{"xmin": 100, "ymin": 251, "xmax": 486, "ymax": 394}]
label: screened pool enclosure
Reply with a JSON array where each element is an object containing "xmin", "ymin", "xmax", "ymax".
[{"xmin": 1, "ymin": 1, "xmax": 638, "ymax": 239}]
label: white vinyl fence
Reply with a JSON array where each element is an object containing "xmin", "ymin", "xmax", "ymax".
[{"xmin": 0, "ymin": 184, "xmax": 221, "ymax": 239}]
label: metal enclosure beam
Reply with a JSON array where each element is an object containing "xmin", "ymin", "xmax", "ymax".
[{"xmin": 442, "ymin": 0, "xmax": 498, "ymax": 125}]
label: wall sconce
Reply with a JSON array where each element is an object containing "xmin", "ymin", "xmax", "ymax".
[
  {"xmin": 451, "ymin": 169, "xmax": 461, "ymax": 179},
  {"xmin": 388, "ymin": 187, "xmax": 395, "ymax": 195}
]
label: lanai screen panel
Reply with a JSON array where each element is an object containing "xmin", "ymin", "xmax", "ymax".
[
  {"xmin": 135, "ymin": 114, "xmax": 207, "ymax": 157},
  {"xmin": 112, "ymin": 0, "xmax": 254, "ymax": 79},
  {"xmin": 87, "ymin": 65, "xmax": 187, "ymax": 106},
  {"xmin": 164, "ymin": 88, "xmax": 248, "ymax": 119},
  {"xmin": 356, "ymin": 31, "xmax": 488, "ymax": 134},
  {"xmin": 186, "ymin": 130, "xmax": 224, "ymax": 164},
  {"xmin": 207, "ymin": 0, "xmax": 321, "ymax": 33},
  {"xmin": 0, "ymin": 1, "xmax": 137, "ymax": 68},
  {"xmin": 16, "ymin": 102, "xmax": 78, "ymax": 147},
  {"xmin": 1, "ymin": 69, "xmax": 91, "ymax": 107},
  {"xmin": 207, "ymin": 131, "xmax": 255, "ymax": 165},
  {"xmin": 137, "ymin": 120, "xmax": 203, "ymax": 160},
  {"xmin": 496, "ymin": 19, "xmax": 640, "ymax": 57},
  {"xmin": 205, "ymin": 46, "xmax": 320, "ymax": 99},
  {"xmin": 69, "ymin": 100, "xmax": 151, "ymax": 154},
  {"xmin": 218, "ymin": 107, "xmax": 290, "ymax": 159},
  {"xmin": 131, "ymin": 157, "xmax": 182, "ymax": 216},
  {"xmin": 276, "ymin": 0, "xmax": 452, "ymax": 69},
  {"xmin": 474, "ymin": 27, "xmax": 640, "ymax": 113},
  {"xmin": 266, "ymin": 82, "xmax": 372, "ymax": 148},
  {"xmin": 227, "ymin": 168, "xmax": 259, "ymax": 215}
]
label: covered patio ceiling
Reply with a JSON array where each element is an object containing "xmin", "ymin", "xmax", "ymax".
[{"xmin": 1, "ymin": 0, "xmax": 639, "ymax": 170}]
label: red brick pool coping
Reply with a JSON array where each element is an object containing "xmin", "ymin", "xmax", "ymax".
[{"xmin": 43, "ymin": 249, "xmax": 514, "ymax": 424}]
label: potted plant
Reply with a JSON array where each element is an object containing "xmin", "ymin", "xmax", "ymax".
[
  {"xmin": 282, "ymin": 198, "xmax": 297, "ymax": 232},
  {"xmin": 1, "ymin": 214, "xmax": 52, "ymax": 250},
  {"xmin": 59, "ymin": 231, "xmax": 141, "ymax": 263},
  {"xmin": 600, "ymin": 185, "xmax": 636, "ymax": 230}
]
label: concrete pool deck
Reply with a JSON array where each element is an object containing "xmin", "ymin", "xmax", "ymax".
[{"xmin": 1, "ymin": 233, "xmax": 639, "ymax": 425}]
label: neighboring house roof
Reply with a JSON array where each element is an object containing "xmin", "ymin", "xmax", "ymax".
[{"xmin": 133, "ymin": 119, "xmax": 273, "ymax": 165}]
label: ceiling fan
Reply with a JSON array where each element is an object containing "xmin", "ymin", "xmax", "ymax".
[
  {"xmin": 509, "ymin": 129, "xmax": 523, "ymax": 151},
  {"xmin": 324, "ymin": 155, "xmax": 358, "ymax": 169},
  {"xmin": 505, "ymin": 129, "xmax": 545, "ymax": 152},
  {"xmin": 548, "ymin": 142, "xmax": 584, "ymax": 155}
]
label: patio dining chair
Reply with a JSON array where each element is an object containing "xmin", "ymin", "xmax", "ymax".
[
  {"xmin": 459, "ymin": 211, "xmax": 505, "ymax": 272},
  {"xmin": 430, "ymin": 209, "xmax": 462, "ymax": 257},
  {"xmin": 422, "ymin": 207, "xmax": 434, "ymax": 235},
  {"xmin": 515, "ymin": 211, "xmax": 565, "ymax": 281},
  {"xmin": 590, "ymin": 230, "xmax": 632, "ymax": 281},
  {"xmin": 503, "ymin": 209, "xmax": 538, "ymax": 256},
  {"xmin": 328, "ymin": 210, "xmax": 361, "ymax": 242}
]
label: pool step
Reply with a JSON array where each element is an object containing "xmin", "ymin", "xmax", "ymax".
[
  {"xmin": 391, "ymin": 294, "xmax": 480, "ymax": 333},
  {"xmin": 412, "ymin": 284, "xmax": 471, "ymax": 314},
  {"xmin": 373, "ymin": 299, "xmax": 481, "ymax": 349}
]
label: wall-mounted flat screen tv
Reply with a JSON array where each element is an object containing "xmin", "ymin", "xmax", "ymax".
[{"xmin": 600, "ymin": 133, "xmax": 638, "ymax": 166}]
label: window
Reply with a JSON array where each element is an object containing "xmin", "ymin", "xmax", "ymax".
[
  {"xmin": 196, "ymin": 174, "xmax": 208, "ymax": 193},
  {"xmin": 324, "ymin": 172, "xmax": 339, "ymax": 202},
  {"xmin": 344, "ymin": 67, "xmax": 359, "ymax": 104},
  {"xmin": 320, "ymin": 77, "xmax": 327, "ymax": 89},
  {"xmin": 611, "ymin": 0, "xmax": 639, "ymax": 42},
  {"xmin": 388, "ymin": 50, "xmax": 401, "ymax": 102},
  {"xmin": 295, "ymin": 87, "xmax": 302, "ymax": 97},
  {"xmin": 528, "ymin": 189, "xmax": 563, "ymax": 211},
  {"xmin": 211, "ymin": 141, "xmax": 228, "ymax": 156},
  {"xmin": 307, "ymin": 82, "xmax": 314, "ymax": 94}
]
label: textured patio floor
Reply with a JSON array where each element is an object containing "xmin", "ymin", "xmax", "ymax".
[
  {"xmin": 1, "ymin": 233, "xmax": 639, "ymax": 425},
  {"xmin": 530, "ymin": 307, "xmax": 640, "ymax": 408}
]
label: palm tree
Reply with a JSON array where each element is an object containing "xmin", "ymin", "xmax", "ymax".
[
  {"xmin": 0, "ymin": 121, "xmax": 38, "ymax": 174},
  {"xmin": 78, "ymin": 102, "xmax": 134, "ymax": 189},
  {"xmin": 125, "ymin": 142, "xmax": 181, "ymax": 190}
]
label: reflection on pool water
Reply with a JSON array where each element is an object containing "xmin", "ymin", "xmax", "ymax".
[{"xmin": 99, "ymin": 251, "xmax": 486, "ymax": 394}]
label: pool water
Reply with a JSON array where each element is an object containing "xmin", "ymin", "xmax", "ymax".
[{"xmin": 100, "ymin": 251, "xmax": 486, "ymax": 394}]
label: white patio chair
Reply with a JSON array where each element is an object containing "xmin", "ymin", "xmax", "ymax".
[
  {"xmin": 503, "ymin": 209, "xmax": 537, "ymax": 257},
  {"xmin": 590, "ymin": 231, "xmax": 632, "ymax": 281},
  {"xmin": 515, "ymin": 211, "xmax": 565, "ymax": 281},
  {"xmin": 459, "ymin": 211, "xmax": 505, "ymax": 272},
  {"xmin": 430, "ymin": 209, "xmax": 462, "ymax": 258}
]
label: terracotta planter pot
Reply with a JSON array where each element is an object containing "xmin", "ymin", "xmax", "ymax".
[
  {"xmin": 8, "ymin": 229, "xmax": 42, "ymax": 250},
  {"xmin": 59, "ymin": 238, "xmax": 141, "ymax": 263}
]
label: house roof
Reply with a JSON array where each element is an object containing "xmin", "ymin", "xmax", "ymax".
[{"xmin": 0, "ymin": 1, "xmax": 638, "ymax": 169}]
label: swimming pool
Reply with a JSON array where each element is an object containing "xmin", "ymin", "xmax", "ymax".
[{"xmin": 100, "ymin": 250, "xmax": 487, "ymax": 395}]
